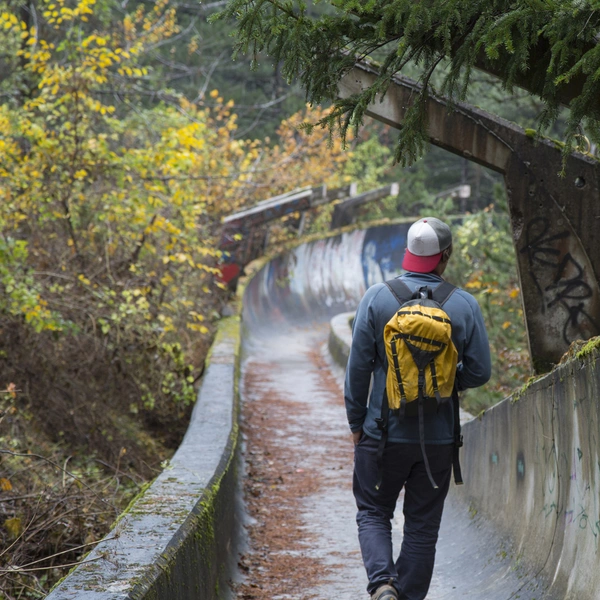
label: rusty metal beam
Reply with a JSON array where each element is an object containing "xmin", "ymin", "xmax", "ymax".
[{"xmin": 339, "ymin": 61, "xmax": 600, "ymax": 373}]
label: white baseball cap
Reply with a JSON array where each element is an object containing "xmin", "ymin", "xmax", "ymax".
[{"xmin": 402, "ymin": 217, "xmax": 452, "ymax": 273}]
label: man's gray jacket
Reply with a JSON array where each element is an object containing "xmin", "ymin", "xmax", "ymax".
[{"xmin": 344, "ymin": 272, "xmax": 492, "ymax": 444}]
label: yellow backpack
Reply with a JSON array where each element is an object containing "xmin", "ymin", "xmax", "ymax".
[{"xmin": 375, "ymin": 279, "xmax": 462, "ymax": 490}]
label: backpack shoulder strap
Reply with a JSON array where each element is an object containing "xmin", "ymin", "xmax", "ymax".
[
  {"xmin": 384, "ymin": 278, "xmax": 413, "ymax": 306},
  {"xmin": 432, "ymin": 281, "xmax": 457, "ymax": 306}
]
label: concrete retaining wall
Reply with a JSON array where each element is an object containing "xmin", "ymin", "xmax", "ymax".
[
  {"xmin": 458, "ymin": 344, "xmax": 600, "ymax": 598},
  {"xmin": 46, "ymin": 319, "xmax": 241, "ymax": 600}
]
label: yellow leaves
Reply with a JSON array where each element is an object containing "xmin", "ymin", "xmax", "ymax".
[
  {"xmin": 187, "ymin": 37, "xmax": 198, "ymax": 55},
  {"xmin": 4, "ymin": 517, "xmax": 22, "ymax": 539},
  {"xmin": 41, "ymin": 0, "xmax": 95, "ymax": 26},
  {"xmin": 0, "ymin": 0, "xmax": 354, "ymax": 360},
  {"xmin": 1, "ymin": 11, "xmax": 19, "ymax": 29},
  {"xmin": 465, "ymin": 279, "xmax": 483, "ymax": 289},
  {"xmin": 502, "ymin": 321, "xmax": 512, "ymax": 330},
  {"xmin": 157, "ymin": 314, "xmax": 175, "ymax": 332},
  {"xmin": 23, "ymin": 302, "xmax": 61, "ymax": 331},
  {"xmin": 187, "ymin": 310, "xmax": 208, "ymax": 334},
  {"xmin": 123, "ymin": 15, "xmax": 134, "ymax": 36},
  {"xmin": 160, "ymin": 273, "xmax": 174, "ymax": 287},
  {"xmin": 509, "ymin": 287, "xmax": 520, "ymax": 299},
  {"xmin": 81, "ymin": 34, "xmax": 109, "ymax": 49},
  {"xmin": 162, "ymin": 252, "xmax": 194, "ymax": 267},
  {"xmin": 0, "ymin": 477, "xmax": 13, "ymax": 491},
  {"xmin": 186, "ymin": 323, "xmax": 209, "ymax": 334}
]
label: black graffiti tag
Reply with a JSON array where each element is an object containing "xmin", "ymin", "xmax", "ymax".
[{"xmin": 521, "ymin": 217, "xmax": 600, "ymax": 344}]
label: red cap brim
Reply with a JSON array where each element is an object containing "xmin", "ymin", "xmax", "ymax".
[{"xmin": 402, "ymin": 249, "xmax": 443, "ymax": 273}]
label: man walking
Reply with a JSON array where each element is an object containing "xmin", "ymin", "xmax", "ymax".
[{"xmin": 345, "ymin": 217, "xmax": 491, "ymax": 600}]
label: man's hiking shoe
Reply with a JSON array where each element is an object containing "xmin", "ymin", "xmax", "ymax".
[{"xmin": 371, "ymin": 583, "xmax": 399, "ymax": 600}]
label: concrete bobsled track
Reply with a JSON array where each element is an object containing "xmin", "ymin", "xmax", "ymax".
[
  {"xmin": 47, "ymin": 221, "xmax": 600, "ymax": 599},
  {"xmin": 241, "ymin": 221, "xmax": 600, "ymax": 599}
]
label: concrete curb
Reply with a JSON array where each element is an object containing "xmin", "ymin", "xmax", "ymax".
[
  {"xmin": 328, "ymin": 312, "xmax": 354, "ymax": 369},
  {"xmin": 46, "ymin": 318, "xmax": 242, "ymax": 600}
]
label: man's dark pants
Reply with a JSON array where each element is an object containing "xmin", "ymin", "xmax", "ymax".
[{"xmin": 353, "ymin": 434, "xmax": 453, "ymax": 599}]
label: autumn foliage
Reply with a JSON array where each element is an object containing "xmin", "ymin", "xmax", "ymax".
[{"xmin": 0, "ymin": 0, "xmax": 349, "ymax": 594}]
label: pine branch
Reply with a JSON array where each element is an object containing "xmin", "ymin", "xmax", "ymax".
[{"xmin": 215, "ymin": 0, "xmax": 600, "ymax": 163}]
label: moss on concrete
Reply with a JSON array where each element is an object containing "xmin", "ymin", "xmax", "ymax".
[
  {"xmin": 575, "ymin": 336, "xmax": 600, "ymax": 361},
  {"xmin": 511, "ymin": 374, "xmax": 545, "ymax": 404}
]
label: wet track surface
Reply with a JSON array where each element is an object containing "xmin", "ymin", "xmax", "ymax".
[
  {"xmin": 234, "ymin": 324, "xmax": 524, "ymax": 600},
  {"xmin": 234, "ymin": 325, "xmax": 369, "ymax": 598}
]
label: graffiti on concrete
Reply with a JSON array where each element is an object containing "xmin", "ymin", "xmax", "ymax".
[
  {"xmin": 538, "ymin": 414, "xmax": 600, "ymax": 549},
  {"xmin": 516, "ymin": 452, "xmax": 525, "ymax": 481},
  {"xmin": 361, "ymin": 225, "xmax": 407, "ymax": 287},
  {"xmin": 520, "ymin": 216, "xmax": 600, "ymax": 345}
]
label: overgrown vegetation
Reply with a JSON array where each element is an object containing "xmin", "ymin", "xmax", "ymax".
[
  {"xmin": 445, "ymin": 202, "xmax": 531, "ymax": 413},
  {"xmin": 0, "ymin": 0, "xmax": 354, "ymax": 595}
]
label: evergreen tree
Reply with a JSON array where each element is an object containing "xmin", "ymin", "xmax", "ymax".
[{"xmin": 214, "ymin": 1, "xmax": 600, "ymax": 163}]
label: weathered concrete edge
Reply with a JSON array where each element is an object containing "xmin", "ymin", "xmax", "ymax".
[
  {"xmin": 328, "ymin": 312, "xmax": 354, "ymax": 369},
  {"xmin": 46, "ymin": 317, "xmax": 243, "ymax": 600}
]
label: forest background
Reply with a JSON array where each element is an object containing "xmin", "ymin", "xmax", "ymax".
[{"xmin": 0, "ymin": 0, "xmax": 565, "ymax": 597}]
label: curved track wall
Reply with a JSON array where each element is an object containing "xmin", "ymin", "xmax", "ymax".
[
  {"xmin": 459, "ymin": 348, "xmax": 600, "ymax": 599},
  {"xmin": 242, "ymin": 223, "xmax": 408, "ymax": 331},
  {"xmin": 45, "ymin": 322, "xmax": 241, "ymax": 600}
]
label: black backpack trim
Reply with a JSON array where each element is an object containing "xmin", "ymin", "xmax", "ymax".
[{"xmin": 374, "ymin": 278, "xmax": 463, "ymax": 491}]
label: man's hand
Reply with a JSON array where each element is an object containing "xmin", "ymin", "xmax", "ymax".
[{"xmin": 352, "ymin": 429, "xmax": 363, "ymax": 446}]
